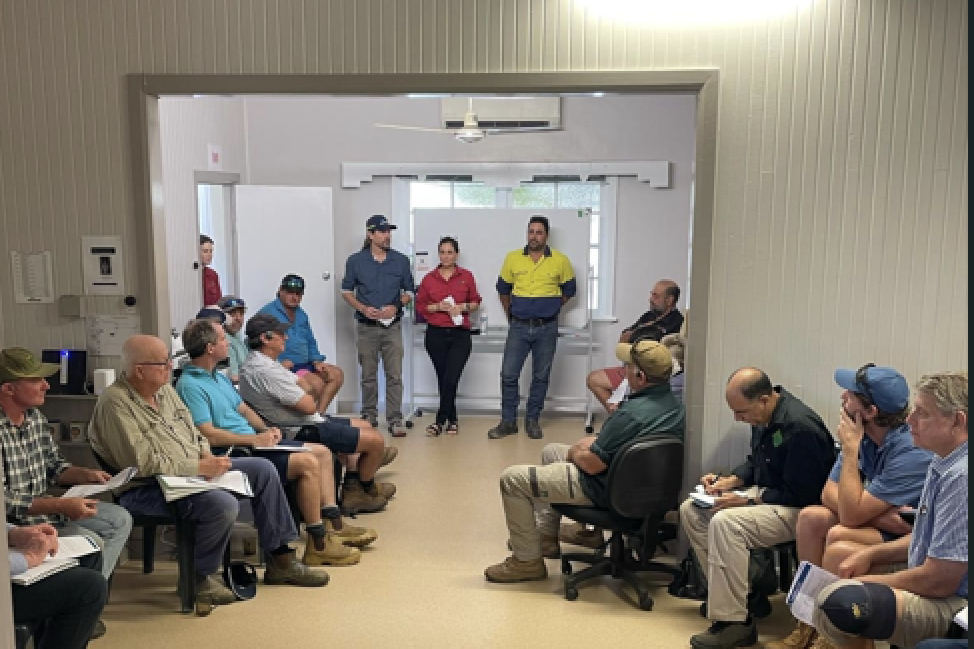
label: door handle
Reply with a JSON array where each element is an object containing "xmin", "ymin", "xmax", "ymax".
[{"xmin": 321, "ymin": 272, "xmax": 331, "ymax": 281}]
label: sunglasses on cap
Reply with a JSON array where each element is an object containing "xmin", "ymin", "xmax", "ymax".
[
  {"xmin": 222, "ymin": 298, "xmax": 246, "ymax": 310},
  {"xmin": 281, "ymin": 278, "xmax": 305, "ymax": 292},
  {"xmin": 856, "ymin": 363, "xmax": 877, "ymax": 404}
]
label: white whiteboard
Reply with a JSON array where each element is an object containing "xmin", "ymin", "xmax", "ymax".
[{"xmin": 412, "ymin": 208, "xmax": 591, "ymax": 328}]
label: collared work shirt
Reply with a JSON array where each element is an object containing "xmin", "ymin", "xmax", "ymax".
[
  {"xmin": 258, "ymin": 298, "xmax": 325, "ymax": 365},
  {"xmin": 909, "ymin": 441, "xmax": 968, "ymax": 598},
  {"xmin": 1, "ymin": 405, "xmax": 71, "ymax": 525},
  {"xmin": 415, "ymin": 266, "xmax": 482, "ymax": 329},
  {"xmin": 175, "ymin": 364, "xmax": 254, "ymax": 437},
  {"xmin": 342, "ymin": 247, "xmax": 415, "ymax": 323},
  {"xmin": 238, "ymin": 350, "xmax": 314, "ymax": 434},
  {"xmin": 496, "ymin": 245, "xmax": 576, "ymax": 319},
  {"xmin": 226, "ymin": 331, "xmax": 249, "ymax": 378}
]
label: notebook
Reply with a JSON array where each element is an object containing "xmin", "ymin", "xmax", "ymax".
[
  {"xmin": 157, "ymin": 470, "xmax": 254, "ymax": 502},
  {"xmin": 11, "ymin": 534, "xmax": 100, "ymax": 586}
]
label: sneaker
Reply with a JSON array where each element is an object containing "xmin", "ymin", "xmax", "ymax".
[
  {"xmin": 559, "ymin": 522, "xmax": 604, "ymax": 549},
  {"xmin": 327, "ymin": 518, "xmax": 378, "ymax": 548},
  {"xmin": 264, "ymin": 555, "xmax": 330, "ymax": 587},
  {"xmin": 689, "ymin": 620, "xmax": 758, "ymax": 649},
  {"xmin": 700, "ymin": 593, "xmax": 772, "ymax": 619},
  {"xmin": 487, "ymin": 420, "xmax": 518, "ymax": 440},
  {"xmin": 484, "ymin": 555, "xmax": 548, "ymax": 583},
  {"xmin": 301, "ymin": 534, "xmax": 361, "ymax": 567},
  {"xmin": 764, "ymin": 621, "xmax": 818, "ymax": 649},
  {"xmin": 341, "ymin": 481, "xmax": 389, "ymax": 515},
  {"xmin": 389, "ymin": 420, "xmax": 408, "ymax": 437},
  {"xmin": 194, "ymin": 574, "xmax": 237, "ymax": 616},
  {"xmin": 380, "ymin": 446, "xmax": 398, "ymax": 467},
  {"xmin": 525, "ymin": 419, "xmax": 543, "ymax": 439},
  {"xmin": 506, "ymin": 535, "xmax": 561, "ymax": 559},
  {"xmin": 90, "ymin": 619, "xmax": 107, "ymax": 640}
]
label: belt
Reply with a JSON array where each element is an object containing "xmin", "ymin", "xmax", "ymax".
[
  {"xmin": 358, "ymin": 317, "xmax": 400, "ymax": 327},
  {"xmin": 511, "ymin": 315, "xmax": 557, "ymax": 326}
]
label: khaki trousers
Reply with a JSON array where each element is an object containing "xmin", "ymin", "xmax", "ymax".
[
  {"xmin": 679, "ymin": 493, "xmax": 800, "ymax": 622},
  {"xmin": 500, "ymin": 443, "xmax": 594, "ymax": 561}
]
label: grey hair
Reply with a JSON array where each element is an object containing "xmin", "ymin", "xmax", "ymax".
[
  {"xmin": 660, "ymin": 333, "xmax": 685, "ymax": 365},
  {"xmin": 182, "ymin": 319, "xmax": 220, "ymax": 359},
  {"xmin": 915, "ymin": 372, "xmax": 968, "ymax": 417}
]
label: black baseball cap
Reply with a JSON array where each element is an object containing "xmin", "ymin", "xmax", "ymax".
[
  {"xmin": 196, "ymin": 307, "xmax": 227, "ymax": 324},
  {"xmin": 280, "ymin": 274, "xmax": 305, "ymax": 292},
  {"xmin": 245, "ymin": 313, "xmax": 290, "ymax": 341},
  {"xmin": 366, "ymin": 215, "xmax": 396, "ymax": 232}
]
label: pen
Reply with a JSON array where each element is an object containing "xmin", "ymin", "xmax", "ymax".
[{"xmin": 223, "ymin": 446, "xmax": 234, "ymax": 457}]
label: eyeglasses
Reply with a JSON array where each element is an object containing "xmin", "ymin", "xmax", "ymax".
[
  {"xmin": 137, "ymin": 355, "xmax": 173, "ymax": 367},
  {"xmin": 856, "ymin": 363, "xmax": 876, "ymax": 404}
]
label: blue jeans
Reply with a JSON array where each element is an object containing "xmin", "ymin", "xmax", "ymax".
[
  {"xmin": 58, "ymin": 502, "xmax": 133, "ymax": 581},
  {"xmin": 500, "ymin": 319, "xmax": 559, "ymax": 422}
]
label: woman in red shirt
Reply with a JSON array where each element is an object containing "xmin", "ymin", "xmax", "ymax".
[
  {"xmin": 415, "ymin": 236, "xmax": 482, "ymax": 436},
  {"xmin": 200, "ymin": 233, "xmax": 222, "ymax": 306}
]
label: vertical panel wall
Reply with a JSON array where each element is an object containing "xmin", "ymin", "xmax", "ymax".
[{"xmin": 0, "ymin": 0, "xmax": 966, "ymax": 475}]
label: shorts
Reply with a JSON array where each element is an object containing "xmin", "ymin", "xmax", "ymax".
[
  {"xmin": 294, "ymin": 419, "xmax": 360, "ymax": 455},
  {"xmin": 252, "ymin": 439, "xmax": 306, "ymax": 483},
  {"xmin": 291, "ymin": 362, "xmax": 314, "ymax": 376},
  {"xmin": 603, "ymin": 365, "xmax": 627, "ymax": 389}
]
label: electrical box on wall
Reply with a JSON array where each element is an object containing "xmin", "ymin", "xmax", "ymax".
[{"xmin": 82, "ymin": 235, "xmax": 125, "ymax": 295}]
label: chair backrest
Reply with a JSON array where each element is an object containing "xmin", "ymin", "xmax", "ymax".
[{"xmin": 607, "ymin": 434, "xmax": 684, "ymax": 520}]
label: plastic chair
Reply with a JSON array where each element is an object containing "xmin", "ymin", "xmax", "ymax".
[{"xmin": 552, "ymin": 434, "xmax": 684, "ymax": 611}]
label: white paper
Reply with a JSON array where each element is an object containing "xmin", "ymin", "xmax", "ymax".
[
  {"xmin": 689, "ymin": 484, "xmax": 750, "ymax": 508},
  {"xmin": 10, "ymin": 534, "xmax": 100, "ymax": 586},
  {"xmin": 61, "ymin": 467, "xmax": 138, "ymax": 498},
  {"xmin": 10, "ymin": 250, "xmax": 55, "ymax": 304},
  {"xmin": 378, "ymin": 317, "xmax": 395, "ymax": 327},
  {"xmin": 86, "ymin": 315, "xmax": 141, "ymax": 356},
  {"xmin": 443, "ymin": 295, "xmax": 464, "ymax": 326},
  {"xmin": 786, "ymin": 561, "xmax": 839, "ymax": 625},
  {"xmin": 955, "ymin": 606, "xmax": 968, "ymax": 630},
  {"xmin": 157, "ymin": 470, "xmax": 253, "ymax": 502},
  {"xmin": 254, "ymin": 445, "xmax": 310, "ymax": 452},
  {"xmin": 607, "ymin": 377, "xmax": 629, "ymax": 405},
  {"xmin": 51, "ymin": 534, "xmax": 101, "ymax": 560}
]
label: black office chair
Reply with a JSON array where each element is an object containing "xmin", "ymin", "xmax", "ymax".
[{"xmin": 552, "ymin": 434, "xmax": 685, "ymax": 611}]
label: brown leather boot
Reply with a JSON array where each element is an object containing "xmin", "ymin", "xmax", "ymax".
[
  {"xmin": 764, "ymin": 621, "xmax": 818, "ymax": 649},
  {"xmin": 484, "ymin": 556, "xmax": 548, "ymax": 583},
  {"xmin": 301, "ymin": 534, "xmax": 361, "ymax": 567},
  {"xmin": 341, "ymin": 481, "xmax": 389, "ymax": 515}
]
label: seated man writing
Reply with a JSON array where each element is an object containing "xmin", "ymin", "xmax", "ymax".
[
  {"xmin": 484, "ymin": 339, "xmax": 685, "ymax": 583},
  {"xmin": 174, "ymin": 318, "xmax": 376, "ymax": 566},
  {"xmin": 238, "ymin": 313, "xmax": 393, "ymax": 515},
  {"xmin": 768, "ymin": 365, "xmax": 934, "ymax": 649},
  {"xmin": 586, "ymin": 280, "xmax": 684, "ymax": 413},
  {"xmin": 88, "ymin": 334, "xmax": 328, "ymax": 616},
  {"xmin": 811, "ymin": 371, "xmax": 967, "ymax": 649}
]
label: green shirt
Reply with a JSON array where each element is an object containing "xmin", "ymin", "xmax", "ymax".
[
  {"xmin": 580, "ymin": 382, "xmax": 686, "ymax": 508},
  {"xmin": 226, "ymin": 331, "xmax": 249, "ymax": 380}
]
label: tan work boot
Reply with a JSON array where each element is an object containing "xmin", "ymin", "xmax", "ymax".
[
  {"xmin": 325, "ymin": 517, "xmax": 378, "ymax": 548},
  {"xmin": 559, "ymin": 521, "xmax": 605, "ymax": 549},
  {"xmin": 380, "ymin": 446, "xmax": 398, "ymax": 467},
  {"xmin": 264, "ymin": 554, "xmax": 330, "ymax": 587},
  {"xmin": 506, "ymin": 535, "xmax": 561, "ymax": 559},
  {"xmin": 808, "ymin": 638, "xmax": 837, "ymax": 649},
  {"xmin": 194, "ymin": 574, "xmax": 237, "ymax": 616},
  {"xmin": 302, "ymin": 534, "xmax": 361, "ymax": 567},
  {"xmin": 341, "ymin": 481, "xmax": 389, "ymax": 515},
  {"xmin": 764, "ymin": 621, "xmax": 818, "ymax": 649},
  {"xmin": 371, "ymin": 481, "xmax": 396, "ymax": 499},
  {"xmin": 484, "ymin": 555, "xmax": 548, "ymax": 583}
]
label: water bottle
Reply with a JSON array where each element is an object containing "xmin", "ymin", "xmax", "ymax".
[{"xmin": 478, "ymin": 302, "xmax": 488, "ymax": 334}]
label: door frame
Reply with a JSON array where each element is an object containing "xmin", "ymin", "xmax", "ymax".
[
  {"xmin": 194, "ymin": 170, "xmax": 241, "ymax": 303},
  {"xmin": 128, "ymin": 70, "xmax": 719, "ymax": 485}
]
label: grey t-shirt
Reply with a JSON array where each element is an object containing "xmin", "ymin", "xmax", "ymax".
[{"xmin": 238, "ymin": 350, "xmax": 316, "ymax": 433}]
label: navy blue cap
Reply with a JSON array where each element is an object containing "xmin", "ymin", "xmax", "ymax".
[
  {"xmin": 196, "ymin": 307, "xmax": 226, "ymax": 324},
  {"xmin": 280, "ymin": 274, "xmax": 305, "ymax": 292},
  {"xmin": 835, "ymin": 365, "xmax": 910, "ymax": 414},
  {"xmin": 366, "ymin": 215, "xmax": 396, "ymax": 232},
  {"xmin": 820, "ymin": 582, "xmax": 897, "ymax": 640},
  {"xmin": 217, "ymin": 295, "xmax": 246, "ymax": 312}
]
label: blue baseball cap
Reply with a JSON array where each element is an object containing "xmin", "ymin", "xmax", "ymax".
[
  {"xmin": 196, "ymin": 307, "xmax": 227, "ymax": 324},
  {"xmin": 366, "ymin": 215, "xmax": 396, "ymax": 232},
  {"xmin": 834, "ymin": 365, "xmax": 910, "ymax": 414}
]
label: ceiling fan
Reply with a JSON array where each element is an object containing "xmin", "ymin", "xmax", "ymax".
[{"xmin": 374, "ymin": 97, "xmax": 555, "ymax": 144}]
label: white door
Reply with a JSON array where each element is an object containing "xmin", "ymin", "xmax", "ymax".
[{"xmin": 235, "ymin": 186, "xmax": 337, "ymax": 410}]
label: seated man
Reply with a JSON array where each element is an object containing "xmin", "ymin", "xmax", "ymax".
[
  {"xmin": 8, "ymin": 521, "xmax": 107, "ymax": 649},
  {"xmin": 88, "ymin": 334, "xmax": 328, "ymax": 616},
  {"xmin": 682, "ymin": 368, "xmax": 836, "ymax": 649},
  {"xmin": 484, "ymin": 339, "xmax": 685, "ymax": 583},
  {"xmin": 586, "ymin": 280, "xmax": 684, "ymax": 413},
  {"xmin": 174, "ymin": 318, "xmax": 376, "ymax": 566},
  {"xmin": 217, "ymin": 295, "xmax": 249, "ymax": 383},
  {"xmin": 1, "ymin": 347, "xmax": 132, "ymax": 639},
  {"xmin": 768, "ymin": 365, "xmax": 934, "ymax": 649},
  {"xmin": 238, "ymin": 313, "xmax": 393, "ymax": 516},
  {"xmin": 811, "ymin": 371, "xmax": 967, "ymax": 649},
  {"xmin": 258, "ymin": 274, "xmax": 344, "ymax": 413}
]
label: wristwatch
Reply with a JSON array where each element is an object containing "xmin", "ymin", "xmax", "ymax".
[{"xmin": 746, "ymin": 497, "xmax": 757, "ymax": 506}]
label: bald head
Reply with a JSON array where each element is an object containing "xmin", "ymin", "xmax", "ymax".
[
  {"xmin": 122, "ymin": 334, "xmax": 168, "ymax": 373},
  {"xmin": 650, "ymin": 280, "xmax": 681, "ymax": 313},
  {"xmin": 726, "ymin": 367, "xmax": 777, "ymax": 426}
]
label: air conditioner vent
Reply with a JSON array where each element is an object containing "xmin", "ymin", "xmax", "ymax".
[
  {"xmin": 441, "ymin": 97, "xmax": 562, "ymax": 131},
  {"xmin": 444, "ymin": 119, "xmax": 553, "ymax": 129}
]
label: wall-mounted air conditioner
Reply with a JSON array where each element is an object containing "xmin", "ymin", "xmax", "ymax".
[{"xmin": 440, "ymin": 97, "xmax": 562, "ymax": 131}]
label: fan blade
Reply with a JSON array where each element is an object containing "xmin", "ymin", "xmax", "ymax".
[{"xmin": 373, "ymin": 123, "xmax": 452, "ymax": 133}]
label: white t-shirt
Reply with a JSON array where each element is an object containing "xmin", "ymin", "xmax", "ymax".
[{"xmin": 238, "ymin": 351, "xmax": 317, "ymax": 434}]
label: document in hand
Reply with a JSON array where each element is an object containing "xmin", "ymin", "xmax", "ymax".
[
  {"xmin": 11, "ymin": 534, "xmax": 100, "ymax": 586},
  {"xmin": 607, "ymin": 378, "xmax": 629, "ymax": 406},
  {"xmin": 255, "ymin": 445, "xmax": 310, "ymax": 452},
  {"xmin": 61, "ymin": 466, "xmax": 139, "ymax": 498},
  {"xmin": 785, "ymin": 561, "xmax": 839, "ymax": 625},
  {"xmin": 443, "ymin": 296, "xmax": 464, "ymax": 326},
  {"xmin": 157, "ymin": 470, "xmax": 254, "ymax": 503},
  {"xmin": 955, "ymin": 605, "xmax": 968, "ymax": 630},
  {"xmin": 689, "ymin": 484, "xmax": 750, "ymax": 508}
]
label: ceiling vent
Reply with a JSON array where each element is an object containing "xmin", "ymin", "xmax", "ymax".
[{"xmin": 440, "ymin": 97, "xmax": 562, "ymax": 131}]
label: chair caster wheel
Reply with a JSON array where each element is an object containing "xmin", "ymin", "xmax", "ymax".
[
  {"xmin": 405, "ymin": 420, "xmax": 414, "ymax": 429},
  {"xmin": 415, "ymin": 409, "xmax": 423, "ymax": 417},
  {"xmin": 561, "ymin": 560, "xmax": 572, "ymax": 575},
  {"xmin": 584, "ymin": 425, "xmax": 594, "ymax": 434},
  {"xmin": 639, "ymin": 594, "xmax": 654, "ymax": 611},
  {"xmin": 565, "ymin": 587, "xmax": 579, "ymax": 601}
]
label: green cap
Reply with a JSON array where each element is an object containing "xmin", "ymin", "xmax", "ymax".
[{"xmin": 0, "ymin": 348, "xmax": 61, "ymax": 383}]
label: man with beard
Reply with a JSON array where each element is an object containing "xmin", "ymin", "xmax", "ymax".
[
  {"xmin": 586, "ymin": 280, "xmax": 684, "ymax": 413},
  {"xmin": 341, "ymin": 215, "xmax": 415, "ymax": 435},
  {"xmin": 217, "ymin": 295, "xmax": 249, "ymax": 383},
  {"xmin": 487, "ymin": 215, "xmax": 577, "ymax": 441}
]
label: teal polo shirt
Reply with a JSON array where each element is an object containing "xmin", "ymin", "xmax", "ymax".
[{"xmin": 175, "ymin": 364, "xmax": 255, "ymax": 436}]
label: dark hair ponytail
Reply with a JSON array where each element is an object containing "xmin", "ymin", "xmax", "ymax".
[{"xmin": 438, "ymin": 236, "xmax": 459, "ymax": 253}]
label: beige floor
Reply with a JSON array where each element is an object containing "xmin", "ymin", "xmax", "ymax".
[{"xmin": 100, "ymin": 416, "xmax": 797, "ymax": 649}]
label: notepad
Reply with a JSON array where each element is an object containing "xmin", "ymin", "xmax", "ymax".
[
  {"xmin": 689, "ymin": 484, "xmax": 750, "ymax": 508},
  {"xmin": 11, "ymin": 534, "xmax": 100, "ymax": 586},
  {"xmin": 607, "ymin": 377, "xmax": 629, "ymax": 405},
  {"xmin": 785, "ymin": 561, "xmax": 839, "ymax": 625},
  {"xmin": 443, "ymin": 296, "xmax": 464, "ymax": 326},
  {"xmin": 61, "ymin": 466, "xmax": 138, "ymax": 498},
  {"xmin": 254, "ymin": 444, "xmax": 310, "ymax": 452},
  {"xmin": 955, "ymin": 605, "xmax": 968, "ymax": 630},
  {"xmin": 157, "ymin": 470, "xmax": 254, "ymax": 502}
]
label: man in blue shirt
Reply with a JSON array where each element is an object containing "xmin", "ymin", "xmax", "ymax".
[
  {"xmin": 812, "ymin": 371, "xmax": 967, "ymax": 649},
  {"xmin": 341, "ymin": 215, "xmax": 415, "ymax": 434},
  {"xmin": 767, "ymin": 365, "xmax": 935, "ymax": 649},
  {"xmin": 259, "ymin": 274, "xmax": 344, "ymax": 414}
]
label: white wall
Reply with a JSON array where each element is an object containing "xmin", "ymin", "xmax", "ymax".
[{"xmin": 0, "ymin": 1, "xmax": 966, "ymax": 477}]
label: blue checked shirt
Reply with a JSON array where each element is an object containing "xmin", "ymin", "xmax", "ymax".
[
  {"xmin": 0, "ymin": 406, "xmax": 71, "ymax": 525},
  {"xmin": 908, "ymin": 440, "xmax": 968, "ymax": 598}
]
